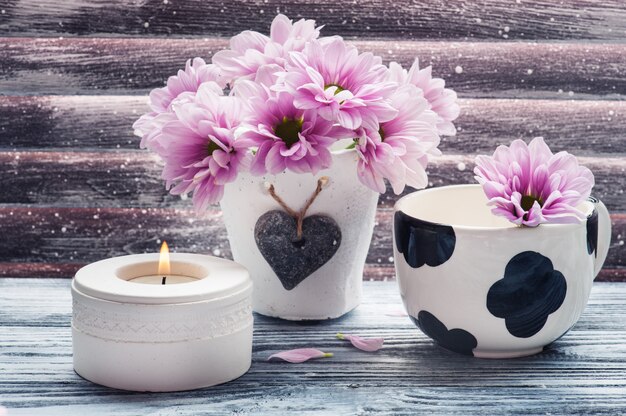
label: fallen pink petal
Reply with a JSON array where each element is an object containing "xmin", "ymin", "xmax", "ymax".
[
  {"xmin": 268, "ymin": 348, "xmax": 334, "ymax": 363},
  {"xmin": 385, "ymin": 309, "xmax": 409, "ymax": 317},
  {"xmin": 337, "ymin": 332, "xmax": 384, "ymax": 352}
]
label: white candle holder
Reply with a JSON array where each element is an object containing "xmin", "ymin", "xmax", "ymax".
[{"xmin": 71, "ymin": 253, "xmax": 253, "ymax": 392}]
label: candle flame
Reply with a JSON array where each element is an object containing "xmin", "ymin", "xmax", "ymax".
[{"xmin": 158, "ymin": 241, "xmax": 171, "ymax": 275}]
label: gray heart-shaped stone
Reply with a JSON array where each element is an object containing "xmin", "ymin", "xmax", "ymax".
[{"xmin": 254, "ymin": 210, "xmax": 342, "ymax": 291}]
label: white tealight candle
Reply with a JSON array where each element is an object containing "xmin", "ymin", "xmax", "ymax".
[
  {"xmin": 71, "ymin": 242, "xmax": 253, "ymax": 392},
  {"xmin": 124, "ymin": 241, "xmax": 199, "ymax": 285}
]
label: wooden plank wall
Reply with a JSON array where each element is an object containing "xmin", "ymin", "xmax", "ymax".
[{"xmin": 0, "ymin": 1, "xmax": 625, "ymax": 280}]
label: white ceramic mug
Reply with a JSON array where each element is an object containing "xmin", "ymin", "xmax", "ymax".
[{"xmin": 393, "ymin": 184, "xmax": 611, "ymax": 358}]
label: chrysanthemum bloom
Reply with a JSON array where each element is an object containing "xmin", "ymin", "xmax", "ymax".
[
  {"xmin": 388, "ymin": 59, "xmax": 460, "ymax": 136},
  {"xmin": 156, "ymin": 83, "xmax": 249, "ymax": 211},
  {"xmin": 133, "ymin": 58, "xmax": 223, "ymax": 150},
  {"xmin": 474, "ymin": 137, "xmax": 595, "ymax": 227},
  {"xmin": 237, "ymin": 82, "xmax": 351, "ymax": 175},
  {"xmin": 281, "ymin": 37, "xmax": 398, "ymax": 130},
  {"xmin": 355, "ymin": 85, "xmax": 441, "ymax": 193},
  {"xmin": 212, "ymin": 14, "xmax": 321, "ymax": 86}
]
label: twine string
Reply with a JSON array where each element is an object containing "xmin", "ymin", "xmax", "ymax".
[{"xmin": 267, "ymin": 177, "xmax": 329, "ymax": 240}]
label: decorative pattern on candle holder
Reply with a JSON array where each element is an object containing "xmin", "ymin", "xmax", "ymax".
[{"xmin": 72, "ymin": 297, "xmax": 252, "ymax": 343}]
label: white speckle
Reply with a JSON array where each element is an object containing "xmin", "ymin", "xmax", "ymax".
[
  {"xmin": 550, "ymin": 17, "xmax": 555, "ymax": 22},
  {"xmin": 93, "ymin": 214, "xmax": 99, "ymax": 220},
  {"xmin": 54, "ymin": 212, "xmax": 59, "ymax": 217},
  {"xmin": 568, "ymin": 91, "xmax": 574, "ymax": 96},
  {"xmin": 163, "ymin": 0, "xmax": 168, "ymax": 3},
  {"xmin": 609, "ymin": 110, "xmax": 615, "ymax": 116},
  {"xmin": 61, "ymin": 227, "xmax": 67, "ymax": 233},
  {"xmin": 504, "ymin": 26, "xmax": 510, "ymax": 32},
  {"xmin": 527, "ymin": 69, "xmax": 533, "ymax": 75},
  {"xmin": 558, "ymin": 89, "xmax": 563, "ymax": 94},
  {"xmin": 259, "ymin": 9, "xmax": 264, "ymax": 14},
  {"xmin": 27, "ymin": 211, "xmax": 32, "ymax": 216},
  {"xmin": 213, "ymin": 248, "xmax": 221, "ymax": 256},
  {"xmin": 619, "ymin": 240, "xmax": 624, "ymax": 246},
  {"xmin": 333, "ymin": 240, "xmax": 338, "ymax": 246},
  {"xmin": 388, "ymin": 256, "xmax": 394, "ymax": 263},
  {"xmin": 180, "ymin": 193, "xmax": 188, "ymax": 200},
  {"xmin": 1, "ymin": 10, "xmax": 5, "ymax": 14},
  {"xmin": 143, "ymin": 22, "xmax": 149, "ymax": 28},
  {"xmin": 457, "ymin": 162, "xmax": 466, "ymax": 171},
  {"xmin": 454, "ymin": 65, "xmax": 463, "ymax": 74},
  {"xmin": 475, "ymin": 18, "xmax": 482, "ymax": 23}
]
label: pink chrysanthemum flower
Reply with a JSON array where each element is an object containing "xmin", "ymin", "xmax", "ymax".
[
  {"xmin": 474, "ymin": 137, "xmax": 595, "ymax": 227},
  {"xmin": 388, "ymin": 59, "xmax": 460, "ymax": 136},
  {"xmin": 355, "ymin": 85, "xmax": 441, "ymax": 194},
  {"xmin": 236, "ymin": 81, "xmax": 351, "ymax": 175},
  {"xmin": 212, "ymin": 14, "xmax": 321, "ymax": 86},
  {"xmin": 155, "ymin": 84, "xmax": 249, "ymax": 211},
  {"xmin": 133, "ymin": 58, "xmax": 223, "ymax": 150},
  {"xmin": 281, "ymin": 37, "xmax": 398, "ymax": 130}
]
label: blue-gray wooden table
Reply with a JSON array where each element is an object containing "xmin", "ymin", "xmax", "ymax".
[{"xmin": 1, "ymin": 279, "xmax": 625, "ymax": 415}]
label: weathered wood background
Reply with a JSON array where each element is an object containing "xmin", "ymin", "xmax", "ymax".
[{"xmin": 1, "ymin": 0, "xmax": 625, "ymax": 280}]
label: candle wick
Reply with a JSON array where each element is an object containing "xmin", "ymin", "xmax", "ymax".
[{"xmin": 161, "ymin": 276, "xmax": 166, "ymax": 285}]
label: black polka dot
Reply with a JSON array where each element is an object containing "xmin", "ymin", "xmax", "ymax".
[
  {"xmin": 411, "ymin": 310, "xmax": 477, "ymax": 356},
  {"xmin": 394, "ymin": 211, "xmax": 456, "ymax": 268},
  {"xmin": 487, "ymin": 251, "xmax": 567, "ymax": 338},
  {"xmin": 586, "ymin": 208, "xmax": 599, "ymax": 257}
]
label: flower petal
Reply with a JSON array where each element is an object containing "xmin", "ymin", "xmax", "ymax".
[
  {"xmin": 268, "ymin": 348, "xmax": 333, "ymax": 363},
  {"xmin": 385, "ymin": 309, "xmax": 409, "ymax": 317},
  {"xmin": 337, "ymin": 333, "xmax": 384, "ymax": 352}
]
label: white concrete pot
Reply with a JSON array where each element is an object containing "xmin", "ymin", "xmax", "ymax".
[{"xmin": 220, "ymin": 150, "xmax": 379, "ymax": 320}]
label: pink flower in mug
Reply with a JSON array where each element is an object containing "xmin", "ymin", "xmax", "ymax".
[
  {"xmin": 238, "ymin": 83, "xmax": 352, "ymax": 175},
  {"xmin": 212, "ymin": 14, "xmax": 321, "ymax": 86},
  {"xmin": 355, "ymin": 85, "xmax": 441, "ymax": 194},
  {"xmin": 474, "ymin": 137, "xmax": 595, "ymax": 227},
  {"xmin": 281, "ymin": 37, "xmax": 398, "ymax": 129},
  {"xmin": 388, "ymin": 59, "xmax": 460, "ymax": 136},
  {"xmin": 133, "ymin": 58, "xmax": 223, "ymax": 149},
  {"xmin": 156, "ymin": 84, "xmax": 250, "ymax": 211}
]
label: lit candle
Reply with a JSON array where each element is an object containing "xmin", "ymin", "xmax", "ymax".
[
  {"xmin": 126, "ymin": 242, "xmax": 198, "ymax": 285},
  {"xmin": 71, "ymin": 242, "xmax": 253, "ymax": 392}
]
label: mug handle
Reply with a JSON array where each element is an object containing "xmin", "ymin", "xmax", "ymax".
[{"xmin": 593, "ymin": 198, "xmax": 612, "ymax": 279}]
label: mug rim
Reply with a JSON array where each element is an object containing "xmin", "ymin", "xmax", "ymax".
[{"xmin": 394, "ymin": 184, "xmax": 594, "ymax": 232}]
